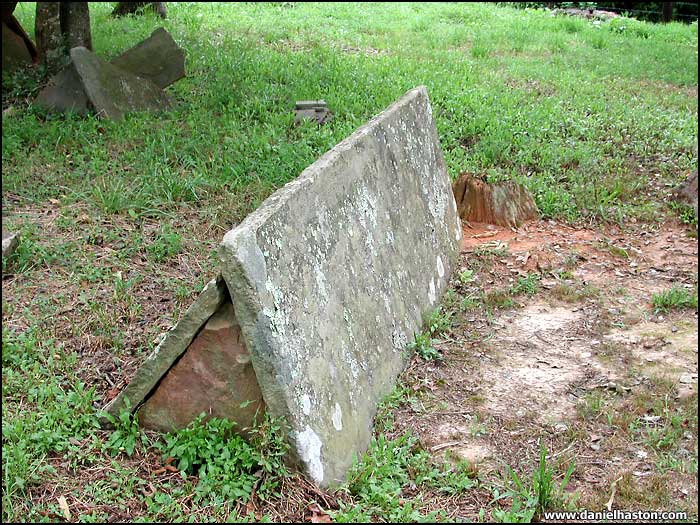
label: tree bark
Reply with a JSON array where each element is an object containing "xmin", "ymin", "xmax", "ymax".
[
  {"xmin": 35, "ymin": 2, "xmax": 63, "ymax": 68},
  {"xmin": 60, "ymin": 2, "xmax": 92, "ymax": 50},
  {"xmin": 35, "ymin": 2, "xmax": 92, "ymax": 71},
  {"xmin": 661, "ymin": 2, "xmax": 675, "ymax": 23},
  {"xmin": 112, "ymin": 2, "xmax": 167, "ymax": 19},
  {"xmin": 452, "ymin": 173, "xmax": 539, "ymax": 228}
]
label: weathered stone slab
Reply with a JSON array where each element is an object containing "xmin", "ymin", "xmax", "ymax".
[
  {"xmin": 35, "ymin": 28, "xmax": 183, "ymax": 117},
  {"xmin": 34, "ymin": 64, "xmax": 91, "ymax": 115},
  {"xmin": 111, "ymin": 27, "xmax": 185, "ymax": 89},
  {"xmin": 219, "ymin": 86, "xmax": 461, "ymax": 486},
  {"xmin": 104, "ymin": 276, "xmax": 228, "ymax": 418},
  {"xmin": 137, "ymin": 301, "xmax": 265, "ymax": 433},
  {"xmin": 70, "ymin": 46, "xmax": 171, "ymax": 120}
]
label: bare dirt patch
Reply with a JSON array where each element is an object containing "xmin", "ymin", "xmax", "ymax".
[{"xmin": 393, "ymin": 217, "xmax": 698, "ymax": 519}]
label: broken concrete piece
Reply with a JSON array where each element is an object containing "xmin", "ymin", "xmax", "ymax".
[
  {"xmin": 111, "ymin": 27, "xmax": 185, "ymax": 89},
  {"xmin": 35, "ymin": 27, "xmax": 183, "ymax": 116},
  {"xmin": 452, "ymin": 173, "xmax": 539, "ymax": 228},
  {"xmin": 104, "ymin": 276, "xmax": 228, "ymax": 419},
  {"xmin": 220, "ymin": 86, "xmax": 461, "ymax": 487},
  {"xmin": 70, "ymin": 46, "xmax": 171, "ymax": 120},
  {"xmin": 2, "ymin": 230, "xmax": 19, "ymax": 259},
  {"xmin": 137, "ymin": 301, "xmax": 265, "ymax": 433},
  {"xmin": 294, "ymin": 100, "xmax": 332, "ymax": 124}
]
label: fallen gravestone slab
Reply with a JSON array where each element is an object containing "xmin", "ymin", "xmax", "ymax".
[
  {"xmin": 220, "ymin": 86, "xmax": 461, "ymax": 486},
  {"xmin": 35, "ymin": 27, "xmax": 184, "ymax": 116},
  {"xmin": 111, "ymin": 27, "xmax": 185, "ymax": 89},
  {"xmin": 70, "ymin": 46, "xmax": 171, "ymax": 120},
  {"xmin": 452, "ymin": 173, "xmax": 539, "ymax": 228}
]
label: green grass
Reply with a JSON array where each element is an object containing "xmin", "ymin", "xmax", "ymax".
[
  {"xmin": 4, "ymin": 3, "xmax": 698, "ymax": 226},
  {"xmin": 2, "ymin": 2, "xmax": 698, "ymax": 522},
  {"xmin": 491, "ymin": 443, "xmax": 575, "ymax": 522},
  {"xmin": 509, "ymin": 273, "xmax": 541, "ymax": 296},
  {"xmin": 335, "ymin": 432, "xmax": 475, "ymax": 522},
  {"xmin": 156, "ymin": 414, "xmax": 290, "ymax": 504},
  {"xmin": 652, "ymin": 286, "xmax": 699, "ymax": 313}
]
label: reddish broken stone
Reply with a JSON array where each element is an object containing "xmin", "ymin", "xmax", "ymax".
[{"xmin": 137, "ymin": 301, "xmax": 265, "ymax": 433}]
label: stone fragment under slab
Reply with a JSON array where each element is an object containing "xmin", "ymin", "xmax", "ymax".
[
  {"xmin": 219, "ymin": 85, "xmax": 461, "ymax": 487},
  {"xmin": 105, "ymin": 275, "xmax": 264, "ymax": 437},
  {"xmin": 138, "ymin": 301, "xmax": 265, "ymax": 434},
  {"xmin": 104, "ymin": 276, "xmax": 229, "ymax": 419}
]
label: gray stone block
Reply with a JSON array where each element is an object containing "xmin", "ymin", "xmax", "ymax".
[
  {"xmin": 111, "ymin": 27, "xmax": 185, "ymax": 89},
  {"xmin": 295, "ymin": 100, "xmax": 327, "ymax": 110},
  {"xmin": 220, "ymin": 86, "xmax": 461, "ymax": 486},
  {"xmin": 34, "ymin": 28, "xmax": 183, "ymax": 117},
  {"xmin": 294, "ymin": 100, "xmax": 332, "ymax": 124}
]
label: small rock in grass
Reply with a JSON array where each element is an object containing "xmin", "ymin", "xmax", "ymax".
[
  {"xmin": 294, "ymin": 100, "xmax": 333, "ymax": 125},
  {"xmin": 2, "ymin": 230, "xmax": 19, "ymax": 259}
]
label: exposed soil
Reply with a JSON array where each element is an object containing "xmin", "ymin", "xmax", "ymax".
[
  {"xmin": 391, "ymin": 218, "xmax": 698, "ymax": 520},
  {"xmin": 2, "ymin": 207, "xmax": 697, "ymax": 521}
]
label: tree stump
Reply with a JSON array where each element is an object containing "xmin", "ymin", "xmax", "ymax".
[{"xmin": 452, "ymin": 173, "xmax": 539, "ymax": 228}]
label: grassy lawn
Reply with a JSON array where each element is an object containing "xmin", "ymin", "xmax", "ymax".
[{"xmin": 2, "ymin": 2, "xmax": 698, "ymax": 522}]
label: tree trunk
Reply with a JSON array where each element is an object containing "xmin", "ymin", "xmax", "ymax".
[
  {"xmin": 112, "ymin": 2, "xmax": 167, "ymax": 19},
  {"xmin": 60, "ymin": 2, "xmax": 92, "ymax": 50},
  {"xmin": 661, "ymin": 2, "xmax": 674, "ymax": 23},
  {"xmin": 35, "ymin": 2, "xmax": 63, "ymax": 68},
  {"xmin": 35, "ymin": 2, "xmax": 92, "ymax": 72}
]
